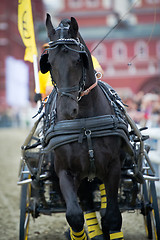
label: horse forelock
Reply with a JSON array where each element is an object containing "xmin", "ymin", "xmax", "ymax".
[{"xmin": 59, "ymin": 19, "xmax": 71, "ymax": 28}]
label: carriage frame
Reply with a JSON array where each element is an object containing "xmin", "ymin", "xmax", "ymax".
[{"xmin": 17, "ymin": 97, "xmax": 160, "ymax": 240}]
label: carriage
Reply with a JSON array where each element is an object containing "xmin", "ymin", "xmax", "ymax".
[{"xmin": 18, "ymin": 15, "xmax": 160, "ymax": 240}]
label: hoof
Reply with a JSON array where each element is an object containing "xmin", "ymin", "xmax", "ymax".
[
  {"xmin": 64, "ymin": 228, "xmax": 71, "ymax": 240},
  {"xmin": 90, "ymin": 234, "xmax": 105, "ymax": 240}
]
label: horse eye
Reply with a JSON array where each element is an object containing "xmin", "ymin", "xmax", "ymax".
[
  {"xmin": 62, "ymin": 47, "xmax": 68, "ymax": 53},
  {"xmin": 75, "ymin": 57, "xmax": 81, "ymax": 65}
]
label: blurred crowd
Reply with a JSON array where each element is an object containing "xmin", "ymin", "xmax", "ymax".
[
  {"xmin": 0, "ymin": 90, "xmax": 160, "ymax": 129},
  {"xmin": 122, "ymin": 91, "xmax": 160, "ymax": 128}
]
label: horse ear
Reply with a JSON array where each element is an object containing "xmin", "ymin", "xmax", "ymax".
[
  {"xmin": 69, "ymin": 17, "xmax": 79, "ymax": 38},
  {"xmin": 46, "ymin": 13, "xmax": 55, "ymax": 40},
  {"xmin": 40, "ymin": 53, "xmax": 51, "ymax": 74}
]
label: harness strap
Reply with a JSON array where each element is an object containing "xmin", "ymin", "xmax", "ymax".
[
  {"xmin": 80, "ymin": 79, "xmax": 98, "ymax": 97},
  {"xmin": 59, "ymin": 91, "xmax": 78, "ymax": 102},
  {"xmin": 85, "ymin": 130, "xmax": 96, "ymax": 181}
]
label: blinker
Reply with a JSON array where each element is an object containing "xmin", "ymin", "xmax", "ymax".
[{"xmin": 40, "ymin": 53, "xmax": 50, "ymax": 74}]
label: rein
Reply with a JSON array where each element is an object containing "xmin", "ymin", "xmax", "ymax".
[{"xmin": 80, "ymin": 78, "xmax": 98, "ymax": 98}]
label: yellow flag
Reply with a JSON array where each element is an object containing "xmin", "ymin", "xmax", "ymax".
[{"xmin": 18, "ymin": 0, "xmax": 37, "ymax": 62}]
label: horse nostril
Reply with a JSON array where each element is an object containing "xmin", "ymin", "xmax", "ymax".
[
  {"xmin": 73, "ymin": 108, "xmax": 78, "ymax": 115},
  {"xmin": 72, "ymin": 108, "xmax": 78, "ymax": 118}
]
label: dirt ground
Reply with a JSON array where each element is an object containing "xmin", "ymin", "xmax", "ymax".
[{"xmin": 0, "ymin": 128, "xmax": 159, "ymax": 240}]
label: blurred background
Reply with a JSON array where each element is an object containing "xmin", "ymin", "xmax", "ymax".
[
  {"xmin": 0, "ymin": 0, "xmax": 160, "ymax": 128},
  {"xmin": 0, "ymin": 2, "xmax": 160, "ymax": 237}
]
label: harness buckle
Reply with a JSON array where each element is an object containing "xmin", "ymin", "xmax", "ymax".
[
  {"xmin": 89, "ymin": 149, "xmax": 94, "ymax": 159},
  {"xmin": 85, "ymin": 130, "xmax": 91, "ymax": 136}
]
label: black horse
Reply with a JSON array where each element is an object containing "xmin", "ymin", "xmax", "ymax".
[{"xmin": 41, "ymin": 14, "xmax": 133, "ymax": 240}]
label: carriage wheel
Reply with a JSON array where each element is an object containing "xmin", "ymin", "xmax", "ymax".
[
  {"xmin": 143, "ymin": 181, "xmax": 152, "ymax": 239},
  {"xmin": 19, "ymin": 174, "xmax": 31, "ymax": 240},
  {"xmin": 143, "ymin": 180, "xmax": 160, "ymax": 240},
  {"xmin": 149, "ymin": 181, "xmax": 160, "ymax": 240}
]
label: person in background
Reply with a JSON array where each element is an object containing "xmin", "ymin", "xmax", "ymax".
[
  {"xmin": 34, "ymin": 43, "xmax": 53, "ymax": 103},
  {"xmin": 34, "ymin": 43, "xmax": 103, "ymax": 102},
  {"xmin": 91, "ymin": 55, "xmax": 103, "ymax": 78}
]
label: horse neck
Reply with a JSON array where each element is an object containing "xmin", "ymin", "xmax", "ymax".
[
  {"xmin": 78, "ymin": 34, "xmax": 96, "ymax": 86},
  {"xmin": 78, "ymin": 88, "xmax": 113, "ymax": 119},
  {"xmin": 77, "ymin": 36, "xmax": 113, "ymax": 117},
  {"xmin": 78, "ymin": 77, "xmax": 114, "ymax": 118}
]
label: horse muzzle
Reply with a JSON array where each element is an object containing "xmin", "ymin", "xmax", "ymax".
[{"xmin": 57, "ymin": 93, "xmax": 79, "ymax": 120}]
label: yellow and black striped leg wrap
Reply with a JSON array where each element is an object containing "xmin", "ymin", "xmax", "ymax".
[
  {"xmin": 99, "ymin": 184, "xmax": 107, "ymax": 216},
  {"xmin": 70, "ymin": 228, "xmax": 87, "ymax": 240},
  {"xmin": 110, "ymin": 231, "xmax": 124, "ymax": 240},
  {"xmin": 84, "ymin": 211, "xmax": 103, "ymax": 239}
]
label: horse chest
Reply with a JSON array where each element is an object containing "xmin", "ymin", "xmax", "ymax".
[{"xmin": 53, "ymin": 137, "xmax": 119, "ymax": 178}]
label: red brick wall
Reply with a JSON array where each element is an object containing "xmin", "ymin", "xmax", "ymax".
[{"xmin": 0, "ymin": 0, "xmax": 45, "ymax": 111}]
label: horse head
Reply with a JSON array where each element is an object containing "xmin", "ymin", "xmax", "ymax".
[{"xmin": 40, "ymin": 14, "xmax": 95, "ymax": 120}]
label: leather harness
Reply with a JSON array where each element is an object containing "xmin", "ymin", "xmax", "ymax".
[{"xmin": 42, "ymin": 81, "xmax": 134, "ymax": 180}]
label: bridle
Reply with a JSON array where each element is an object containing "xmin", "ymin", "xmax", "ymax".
[
  {"xmin": 46, "ymin": 24, "xmax": 97, "ymax": 102},
  {"xmin": 48, "ymin": 38, "xmax": 87, "ymax": 101}
]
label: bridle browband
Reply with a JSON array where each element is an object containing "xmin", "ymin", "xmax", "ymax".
[{"xmin": 46, "ymin": 31, "xmax": 97, "ymax": 101}]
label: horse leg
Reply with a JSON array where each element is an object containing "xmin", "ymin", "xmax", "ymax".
[
  {"xmin": 99, "ymin": 183, "xmax": 107, "ymax": 217},
  {"xmin": 101, "ymin": 164, "xmax": 124, "ymax": 240},
  {"xmin": 78, "ymin": 178, "xmax": 104, "ymax": 240},
  {"xmin": 58, "ymin": 170, "xmax": 87, "ymax": 240},
  {"xmin": 84, "ymin": 211, "xmax": 104, "ymax": 240}
]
